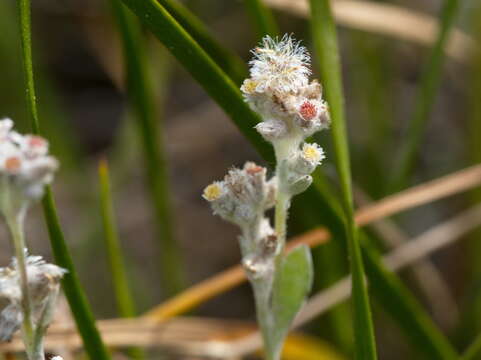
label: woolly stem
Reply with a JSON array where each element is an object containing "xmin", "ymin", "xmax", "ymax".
[{"xmin": 5, "ymin": 208, "xmax": 42, "ymax": 360}]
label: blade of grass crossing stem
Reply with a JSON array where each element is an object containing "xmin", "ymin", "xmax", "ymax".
[
  {"xmin": 119, "ymin": 0, "xmax": 274, "ymax": 163},
  {"xmin": 17, "ymin": 0, "xmax": 111, "ymax": 358},
  {"xmin": 122, "ymin": 3, "xmax": 460, "ymax": 357},
  {"xmin": 98, "ymin": 160, "xmax": 145, "ymax": 360},
  {"xmin": 156, "ymin": 0, "xmax": 246, "ymax": 84},
  {"xmin": 243, "ymin": 0, "xmax": 279, "ymax": 39},
  {"xmin": 389, "ymin": 0, "xmax": 460, "ymax": 192},
  {"xmin": 309, "ymin": 0, "xmax": 377, "ymax": 358},
  {"xmin": 109, "ymin": 0, "xmax": 186, "ymax": 295},
  {"xmin": 42, "ymin": 191, "xmax": 111, "ymax": 359}
]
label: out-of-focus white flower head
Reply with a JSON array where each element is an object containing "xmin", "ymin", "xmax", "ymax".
[
  {"xmin": 0, "ymin": 118, "xmax": 58, "ymax": 215},
  {"xmin": 0, "ymin": 252, "xmax": 66, "ymax": 341}
]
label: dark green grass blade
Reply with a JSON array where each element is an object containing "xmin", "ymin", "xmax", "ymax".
[
  {"xmin": 243, "ymin": 0, "xmax": 279, "ymax": 39},
  {"xmin": 389, "ymin": 0, "xmax": 460, "ymax": 192},
  {"xmin": 460, "ymin": 4, "xmax": 481, "ymax": 346},
  {"xmin": 42, "ymin": 191, "xmax": 111, "ymax": 359},
  {"xmin": 309, "ymin": 0, "xmax": 377, "ymax": 358},
  {"xmin": 119, "ymin": 2, "xmax": 459, "ymax": 358},
  {"xmin": 18, "ymin": 0, "xmax": 39, "ymax": 133},
  {"xmin": 120, "ymin": 0, "xmax": 274, "ymax": 164},
  {"xmin": 156, "ymin": 0, "xmax": 246, "ymax": 83},
  {"xmin": 462, "ymin": 334, "xmax": 481, "ymax": 360},
  {"xmin": 109, "ymin": 0, "xmax": 186, "ymax": 295},
  {"xmin": 17, "ymin": 0, "xmax": 111, "ymax": 358},
  {"xmin": 362, "ymin": 238, "xmax": 458, "ymax": 360}
]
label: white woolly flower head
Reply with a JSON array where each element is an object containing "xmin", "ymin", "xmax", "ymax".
[
  {"xmin": 241, "ymin": 35, "xmax": 330, "ymax": 148},
  {"xmin": 243, "ymin": 34, "xmax": 311, "ymax": 94},
  {"xmin": 0, "ymin": 252, "xmax": 66, "ymax": 341},
  {"xmin": 203, "ymin": 162, "xmax": 276, "ymax": 227},
  {"xmin": 0, "ymin": 118, "xmax": 58, "ymax": 210},
  {"xmin": 301, "ymin": 142, "xmax": 325, "ymax": 166}
]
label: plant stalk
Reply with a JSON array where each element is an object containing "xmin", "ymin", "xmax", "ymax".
[{"xmin": 6, "ymin": 207, "xmax": 42, "ymax": 360}]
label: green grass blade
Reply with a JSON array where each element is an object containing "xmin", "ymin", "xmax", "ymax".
[
  {"xmin": 309, "ymin": 0, "xmax": 377, "ymax": 358},
  {"xmin": 389, "ymin": 0, "xmax": 460, "ymax": 192},
  {"xmin": 243, "ymin": 0, "xmax": 279, "ymax": 39},
  {"xmin": 109, "ymin": 0, "xmax": 186, "ymax": 295},
  {"xmin": 119, "ymin": 0, "xmax": 274, "ymax": 163},
  {"xmin": 98, "ymin": 159, "xmax": 145, "ymax": 359},
  {"xmin": 462, "ymin": 334, "xmax": 481, "ymax": 360},
  {"xmin": 362, "ymin": 238, "xmax": 458, "ymax": 360},
  {"xmin": 42, "ymin": 191, "xmax": 111, "ymax": 359},
  {"xmin": 17, "ymin": 0, "xmax": 111, "ymax": 358},
  {"xmin": 98, "ymin": 159, "xmax": 137, "ymax": 317},
  {"xmin": 156, "ymin": 0, "xmax": 246, "ymax": 83},
  {"xmin": 17, "ymin": 0, "xmax": 40, "ymax": 133}
]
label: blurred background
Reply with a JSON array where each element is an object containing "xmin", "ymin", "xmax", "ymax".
[{"xmin": 0, "ymin": 0, "xmax": 480, "ymax": 359}]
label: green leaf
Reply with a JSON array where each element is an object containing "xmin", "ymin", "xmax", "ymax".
[
  {"xmin": 309, "ymin": 0, "xmax": 378, "ymax": 358},
  {"xmin": 272, "ymin": 245, "xmax": 314, "ymax": 347},
  {"xmin": 120, "ymin": 0, "xmax": 274, "ymax": 163}
]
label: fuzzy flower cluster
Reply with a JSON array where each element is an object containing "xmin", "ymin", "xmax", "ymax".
[
  {"xmin": 241, "ymin": 35, "xmax": 330, "ymax": 145},
  {"xmin": 241, "ymin": 35, "xmax": 329, "ymax": 195},
  {"xmin": 203, "ymin": 163, "xmax": 277, "ymax": 279},
  {"xmin": 0, "ymin": 254, "xmax": 66, "ymax": 341},
  {"xmin": 0, "ymin": 118, "xmax": 58, "ymax": 205}
]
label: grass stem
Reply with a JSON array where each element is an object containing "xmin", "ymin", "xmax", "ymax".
[
  {"xmin": 16, "ymin": 0, "xmax": 111, "ymax": 358},
  {"xmin": 309, "ymin": 0, "xmax": 378, "ymax": 358}
]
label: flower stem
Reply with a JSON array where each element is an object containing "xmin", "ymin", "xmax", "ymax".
[{"xmin": 6, "ymin": 210, "xmax": 41, "ymax": 360}]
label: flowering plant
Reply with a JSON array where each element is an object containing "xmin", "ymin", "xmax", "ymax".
[
  {"xmin": 204, "ymin": 35, "xmax": 330, "ymax": 360},
  {"xmin": 0, "ymin": 119, "xmax": 64, "ymax": 360}
]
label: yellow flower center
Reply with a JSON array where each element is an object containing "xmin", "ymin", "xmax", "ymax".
[
  {"xmin": 203, "ymin": 183, "xmax": 223, "ymax": 201},
  {"xmin": 242, "ymin": 79, "xmax": 258, "ymax": 94},
  {"xmin": 303, "ymin": 145, "xmax": 320, "ymax": 162}
]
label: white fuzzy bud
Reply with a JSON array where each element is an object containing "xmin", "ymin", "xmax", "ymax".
[
  {"xmin": 293, "ymin": 142, "xmax": 325, "ymax": 175},
  {"xmin": 0, "ymin": 253, "xmax": 66, "ymax": 340},
  {"xmin": 0, "ymin": 119, "xmax": 59, "ymax": 216},
  {"xmin": 0, "ymin": 304, "xmax": 21, "ymax": 341},
  {"xmin": 287, "ymin": 175, "xmax": 313, "ymax": 196},
  {"xmin": 203, "ymin": 162, "xmax": 275, "ymax": 227}
]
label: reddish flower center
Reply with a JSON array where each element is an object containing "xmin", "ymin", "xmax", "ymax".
[
  {"xmin": 28, "ymin": 136, "xmax": 46, "ymax": 148},
  {"xmin": 5, "ymin": 157, "xmax": 21, "ymax": 172},
  {"xmin": 299, "ymin": 101, "xmax": 317, "ymax": 121},
  {"xmin": 246, "ymin": 165, "xmax": 263, "ymax": 175}
]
